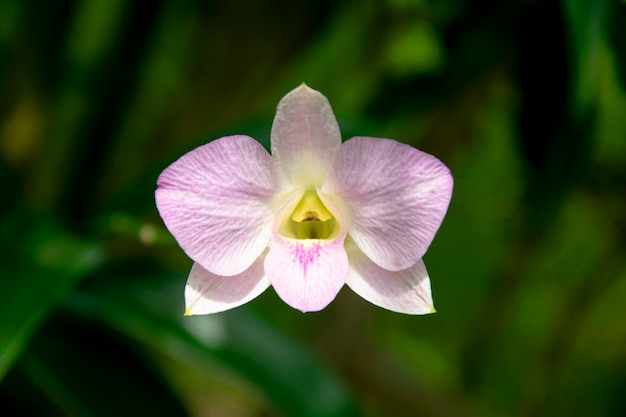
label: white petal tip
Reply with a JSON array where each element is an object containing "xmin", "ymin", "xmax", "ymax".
[
  {"xmin": 295, "ymin": 304, "xmax": 325, "ymax": 314},
  {"xmin": 429, "ymin": 306, "xmax": 437, "ymax": 314},
  {"xmin": 184, "ymin": 309, "xmax": 193, "ymax": 316},
  {"xmin": 291, "ymin": 83, "xmax": 320, "ymax": 96}
]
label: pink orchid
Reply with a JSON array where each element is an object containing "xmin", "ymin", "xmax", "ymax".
[{"xmin": 155, "ymin": 84, "xmax": 453, "ymax": 314}]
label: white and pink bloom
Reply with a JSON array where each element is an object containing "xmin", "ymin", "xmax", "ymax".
[{"xmin": 156, "ymin": 84, "xmax": 453, "ymax": 314}]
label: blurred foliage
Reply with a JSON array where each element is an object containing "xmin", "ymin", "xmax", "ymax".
[{"xmin": 1, "ymin": 0, "xmax": 626, "ymax": 416}]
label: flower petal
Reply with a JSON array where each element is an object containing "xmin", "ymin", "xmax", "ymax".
[
  {"xmin": 265, "ymin": 239, "xmax": 349, "ymax": 312},
  {"xmin": 345, "ymin": 240, "xmax": 434, "ymax": 314},
  {"xmin": 156, "ymin": 135, "xmax": 289, "ymax": 276},
  {"xmin": 264, "ymin": 190, "xmax": 349, "ymax": 312},
  {"xmin": 271, "ymin": 84, "xmax": 342, "ymax": 188},
  {"xmin": 185, "ymin": 259, "xmax": 270, "ymax": 315},
  {"xmin": 324, "ymin": 137, "xmax": 453, "ymax": 271}
]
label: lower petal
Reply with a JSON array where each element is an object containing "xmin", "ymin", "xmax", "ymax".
[
  {"xmin": 265, "ymin": 238, "xmax": 349, "ymax": 312},
  {"xmin": 345, "ymin": 240, "xmax": 435, "ymax": 314},
  {"xmin": 185, "ymin": 258, "xmax": 270, "ymax": 315},
  {"xmin": 265, "ymin": 190, "xmax": 349, "ymax": 312}
]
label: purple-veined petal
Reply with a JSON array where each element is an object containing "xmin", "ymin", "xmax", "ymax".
[
  {"xmin": 345, "ymin": 239, "xmax": 435, "ymax": 314},
  {"xmin": 271, "ymin": 84, "xmax": 341, "ymax": 188},
  {"xmin": 264, "ymin": 190, "xmax": 349, "ymax": 312},
  {"xmin": 156, "ymin": 135, "xmax": 289, "ymax": 276},
  {"xmin": 324, "ymin": 137, "xmax": 453, "ymax": 271},
  {"xmin": 265, "ymin": 239, "xmax": 349, "ymax": 312},
  {"xmin": 185, "ymin": 258, "xmax": 270, "ymax": 315}
]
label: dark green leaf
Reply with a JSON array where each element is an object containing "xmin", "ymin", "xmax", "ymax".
[
  {"xmin": 11, "ymin": 311, "xmax": 189, "ymax": 417},
  {"xmin": 0, "ymin": 212, "xmax": 102, "ymax": 380},
  {"xmin": 66, "ymin": 262, "xmax": 362, "ymax": 417}
]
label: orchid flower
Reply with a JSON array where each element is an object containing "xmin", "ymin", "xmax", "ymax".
[{"xmin": 155, "ymin": 84, "xmax": 453, "ymax": 314}]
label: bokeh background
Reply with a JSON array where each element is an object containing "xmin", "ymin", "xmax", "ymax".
[{"xmin": 1, "ymin": 0, "xmax": 626, "ymax": 416}]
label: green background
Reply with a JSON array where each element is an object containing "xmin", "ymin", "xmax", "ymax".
[{"xmin": 1, "ymin": 0, "xmax": 625, "ymax": 416}]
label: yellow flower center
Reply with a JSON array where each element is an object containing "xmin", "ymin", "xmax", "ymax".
[{"xmin": 282, "ymin": 189, "xmax": 338, "ymax": 240}]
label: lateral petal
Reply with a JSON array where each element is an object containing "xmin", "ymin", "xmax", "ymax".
[
  {"xmin": 185, "ymin": 259, "xmax": 270, "ymax": 315},
  {"xmin": 271, "ymin": 84, "xmax": 342, "ymax": 188},
  {"xmin": 156, "ymin": 135, "xmax": 289, "ymax": 276},
  {"xmin": 345, "ymin": 240, "xmax": 435, "ymax": 314},
  {"xmin": 324, "ymin": 137, "xmax": 453, "ymax": 271}
]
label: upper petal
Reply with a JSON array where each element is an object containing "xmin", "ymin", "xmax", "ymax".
[
  {"xmin": 324, "ymin": 137, "xmax": 453, "ymax": 271},
  {"xmin": 264, "ymin": 190, "xmax": 349, "ymax": 312},
  {"xmin": 156, "ymin": 135, "xmax": 289, "ymax": 276},
  {"xmin": 185, "ymin": 259, "xmax": 270, "ymax": 315},
  {"xmin": 270, "ymin": 84, "xmax": 342, "ymax": 188},
  {"xmin": 345, "ymin": 239, "xmax": 435, "ymax": 314}
]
